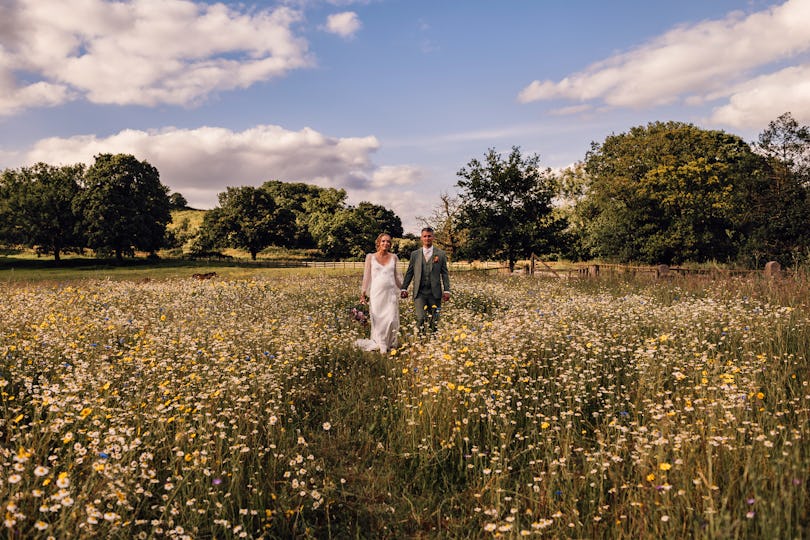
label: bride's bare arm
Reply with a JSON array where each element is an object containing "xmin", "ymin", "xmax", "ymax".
[
  {"xmin": 361, "ymin": 253, "xmax": 372, "ymax": 300},
  {"xmin": 394, "ymin": 254, "xmax": 403, "ymax": 289}
]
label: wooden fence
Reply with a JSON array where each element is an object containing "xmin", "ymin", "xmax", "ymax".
[
  {"xmin": 211, "ymin": 257, "xmax": 795, "ymax": 280},
  {"xmin": 518, "ymin": 258, "xmax": 794, "ymax": 280},
  {"xmin": 296, "ymin": 260, "xmax": 504, "ymax": 271}
]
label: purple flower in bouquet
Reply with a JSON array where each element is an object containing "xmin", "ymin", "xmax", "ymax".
[{"xmin": 350, "ymin": 305, "xmax": 369, "ymax": 325}]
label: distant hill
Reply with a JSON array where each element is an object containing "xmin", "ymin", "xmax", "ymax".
[
  {"xmin": 169, "ymin": 208, "xmax": 206, "ymax": 234},
  {"xmin": 166, "ymin": 208, "xmax": 207, "ymax": 252}
]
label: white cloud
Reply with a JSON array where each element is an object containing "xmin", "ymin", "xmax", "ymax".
[
  {"xmin": 347, "ymin": 187, "xmax": 423, "ymax": 234},
  {"xmin": 22, "ymin": 125, "xmax": 380, "ymax": 209},
  {"xmin": 0, "ymin": 78, "xmax": 73, "ymax": 116},
  {"xmin": 709, "ymin": 64, "xmax": 810, "ymax": 128},
  {"xmin": 324, "ymin": 11, "xmax": 362, "ymax": 38},
  {"xmin": 549, "ymin": 104, "xmax": 593, "ymax": 116},
  {"xmin": 16, "ymin": 123, "xmax": 432, "ymax": 233},
  {"xmin": 0, "ymin": 0, "xmax": 312, "ymax": 114},
  {"xmin": 518, "ymin": 0, "xmax": 810, "ymax": 126},
  {"xmin": 325, "ymin": 0, "xmax": 372, "ymax": 5},
  {"xmin": 387, "ymin": 122, "xmax": 586, "ymax": 148},
  {"xmin": 370, "ymin": 165, "xmax": 423, "ymax": 187}
]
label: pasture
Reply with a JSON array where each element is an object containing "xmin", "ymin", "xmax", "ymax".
[{"xmin": 1, "ymin": 270, "xmax": 808, "ymax": 538}]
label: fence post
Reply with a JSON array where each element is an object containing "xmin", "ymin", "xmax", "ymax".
[{"xmin": 764, "ymin": 261, "xmax": 781, "ymax": 279}]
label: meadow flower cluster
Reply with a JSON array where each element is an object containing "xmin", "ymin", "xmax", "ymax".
[
  {"xmin": 1, "ymin": 272, "xmax": 808, "ymax": 538},
  {"xmin": 394, "ymin": 277, "xmax": 809, "ymax": 537},
  {"xmin": 0, "ymin": 277, "xmax": 348, "ymax": 538}
]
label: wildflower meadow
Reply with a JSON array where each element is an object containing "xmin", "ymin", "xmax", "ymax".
[{"xmin": 1, "ymin": 271, "xmax": 808, "ymax": 538}]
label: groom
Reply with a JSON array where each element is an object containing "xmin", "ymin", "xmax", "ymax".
[{"xmin": 401, "ymin": 227, "xmax": 451, "ymax": 333}]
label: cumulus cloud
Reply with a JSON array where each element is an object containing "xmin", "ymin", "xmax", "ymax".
[
  {"xmin": 0, "ymin": 0, "xmax": 312, "ymax": 114},
  {"xmin": 0, "ymin": 78, "xmax": 73, "ymax": 116},
  {"xmin": 518, "ymin": 0, "xmax": 810, "ymax": 128},
  {"xmin": 324, "ymin": 11, "xmax": 362, "ymax": 38},
  {"xmin": 325, "ymin": 0, "xmax": 372, "ymax": 5},
  {"xmin": 709, "ymin": 65, "xmax": 810, "ymax": 128},
  {"xmin": 22, "ymin": 125, "xmax": 380, "ymax": 209},
  {"xmin": 347, "ymin": 187, "xmax": 424, "ymax": 234},
  {"xmin": 17, "ymin": 123, "xmax": 431, "ymax": 232},
  {"xmin": 370, "ymin": 165, "xmax": 423, "ymax": 187}
]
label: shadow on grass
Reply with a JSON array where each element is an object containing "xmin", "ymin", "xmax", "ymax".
[
  {"xmin": 0, "ymin": 255, "xmax": 345, "ymax": 284},
  {"xmin": 0, "ymin": 255, "xmax": 313, "ymax": 270}
]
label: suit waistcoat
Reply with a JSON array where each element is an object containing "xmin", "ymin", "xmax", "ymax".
[{"xmin": 419, "ymin": 255, "xmax": 433, "ymax": 294}]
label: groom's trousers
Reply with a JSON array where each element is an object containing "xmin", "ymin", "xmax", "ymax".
[{"xmin": 414, "ymin": 293, "xmax": 442, "ymax": 332}]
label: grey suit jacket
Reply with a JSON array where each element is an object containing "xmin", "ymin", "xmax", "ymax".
[{"xmin": 402, "ymin": 247, "xmax": 450, "ymax": 298}]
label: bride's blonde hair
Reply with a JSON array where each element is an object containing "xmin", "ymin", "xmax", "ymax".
[{"xmin": 375, "ymin": 233, "xmax": 392, "ymax": 250}]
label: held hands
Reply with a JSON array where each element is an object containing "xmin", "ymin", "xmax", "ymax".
[{"xmin": 398, "ymin": 291, "xmax": 449, "ymax": 300}]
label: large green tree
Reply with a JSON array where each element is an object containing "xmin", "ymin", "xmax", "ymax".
[
  {"xmin": 295, "ymin": 186, "xmax": 377, "ymax": 258},
  {"xmin": 199, "ymin": 181, "xmax": 403, "ymax": 259},
  {"xmin": 0, "ymin": 169, "xmax": 24, "ymax": 246},
  {"xmin": 168, "ymin": 192, "xmax": 189, "ymax": 210},
  {"xmin": 755, "ymin": 112, "xmax": 810, "ymax": 185},
  {"xmin": 739, "ymin": 112, "xmax": 810, "ymax": 265},
  {"xmin": 1, "ymin": 163, "xmax": 85, "ymax": 261},
  {"xmin": 198, "ymin": 186, "xmax": 296, "ymax": 260},
  {"xmin": 581, "ymin": 122, "xmax": 762, "ymax": 264},
  {"xmin": 307, "ymin": 206, "xmax": 379, "ymax": 259},
  {"xmin": 74, "ymin": 154, "xmax": 171, "ymax": 260},
  {"xmin": 265, "ymin": 183, "xmax": 371, "ymax": 258},
  {"xmin": 261, "ymin": 180, "xmax": 333, "ymax": 248},
  {"xmin": 355, "ymin": 201, "xmax": 403, "ymax": 238},
  {"xmin": 455, "ymin": 146, "xmax": 565, "ymax": 271}
]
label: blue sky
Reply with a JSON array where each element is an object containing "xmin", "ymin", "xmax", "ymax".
[{"xmin": 2, "ymin": 0, "xmax": 809, "ymax": 234}]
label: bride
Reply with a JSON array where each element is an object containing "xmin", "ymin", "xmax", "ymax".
[{"xmin": 355, "ymin": 233, "xmax": 403, "ymax": 353}]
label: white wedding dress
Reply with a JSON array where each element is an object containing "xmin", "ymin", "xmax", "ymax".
[{"xmin": 355, "ymin": 253, "xmax": 403, "ymax": 353}]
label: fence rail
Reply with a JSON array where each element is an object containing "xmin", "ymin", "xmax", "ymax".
[
  {"xmin": 520, "ymin": 260, "xmax": 794, "ymax": 280},
  {"xmin": 196, "ymin": 256, "xmax": 796, "ymax": 280},
  {"xmin": 294, "ymin": 260, "xmax": 505, "ymax": 271}
]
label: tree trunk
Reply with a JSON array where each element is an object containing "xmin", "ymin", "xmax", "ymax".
[{"xmin": 53, "ymin": 238, "xmax": 63, "ymax": 262}]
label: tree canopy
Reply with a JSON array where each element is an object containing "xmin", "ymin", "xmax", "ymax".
[
  {"xmin": 307, "ymin": 207, "xmax": 379, "ymax": 259},
  {"xmin": 199, "ymin": 181, "xmax": 403, "ymax": 259},
  {"xmin": 261, "ymin": 180, "xmax": 336, "ymax": 248},
  {"xmin": 74, "ymin": 153, "xmax": 172, "ymax": 260},
  {"xmin": 455, "ymin": 146, "xmax": 565, "ymax": 271},
  {"xmin": 741, "ymin": 112, "xmax": 810, "ymax": 265},
  {"xmin": 2, "ymin": 113, "xmax": 807, "ymax": 268},
  {"xmin": 578, "ymin": 122, "xmax": 764, "ymax": 264},
  {"xmin": 198, "ymin": 186, "xmax": 296, "ymax": 260},
  {"xmin": 3, "ymin": 163, "xmax": 86, "ymax": 261},
  {"xmin": 355, "ymin": 202, "xmax": 403, "ymax": 239}
]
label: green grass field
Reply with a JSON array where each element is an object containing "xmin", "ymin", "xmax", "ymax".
[
  {"xmin": 0, "ymin": 256, "xmax": 356, "ymax": 284},
  {"xmin": 1, "ymin": 270, "xmax": 808, "ymax": 538}
]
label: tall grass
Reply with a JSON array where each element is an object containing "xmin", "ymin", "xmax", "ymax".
[{"xmin": 1, "ymin": 272, "xmax": 807, "ymax": 538}]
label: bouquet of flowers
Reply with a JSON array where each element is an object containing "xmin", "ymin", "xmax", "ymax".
[{"xmin": 350, "ymin": 303, "xmax": 369, "ymax": 326}]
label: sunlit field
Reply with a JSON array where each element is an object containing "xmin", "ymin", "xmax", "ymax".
[{"xmin": 1, "ymin": 272, "xmax": 808, "ymax": 539}]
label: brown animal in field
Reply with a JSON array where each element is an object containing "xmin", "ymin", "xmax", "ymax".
[{"xmin": 192, "ymin": 272, "xmax": 217, "ymax": 280}]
